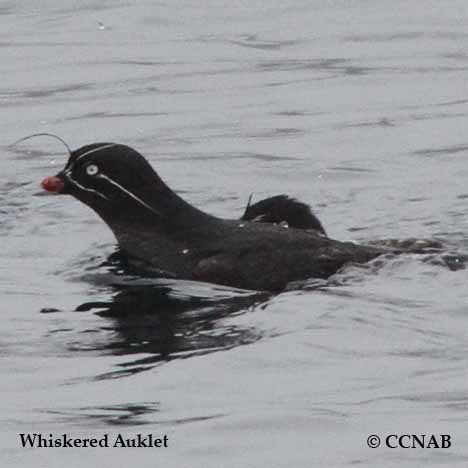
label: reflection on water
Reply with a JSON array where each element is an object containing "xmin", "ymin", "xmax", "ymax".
[
  {"xmin": 72, "ymin": 277, "xmax": 269, "ymax": 378},
  {"xmin": 43, "ymin": 236, "xmax": 468, "ymax": 382}
]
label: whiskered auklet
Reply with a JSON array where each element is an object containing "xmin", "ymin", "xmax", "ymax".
[{"xmin": 40, "ymin": 143, "xmax": 386, "ymax": 291}]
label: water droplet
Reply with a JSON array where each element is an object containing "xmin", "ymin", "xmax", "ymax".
[
  {"xmin": 279, "ymin": 221, "xmax": 289, "ymax": 228},
  {"xmin": 238, "ymin": 223, "xmax": 245, "ymax": 228},
  {"xmin": 182, "ymin": 248, "xmax": 189, "ymax": 254}
]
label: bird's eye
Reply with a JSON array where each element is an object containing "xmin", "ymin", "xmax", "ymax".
[{"xmin": 86, "ymin": 164, "xmax": 99, "ymax": 176}]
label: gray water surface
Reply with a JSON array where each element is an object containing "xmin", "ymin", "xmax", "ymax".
[{"xmin": 2, "ymin": 1, "xmax": 468, "ymax": 467}]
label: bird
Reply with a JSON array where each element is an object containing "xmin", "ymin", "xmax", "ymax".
[{"xmin": 40, "ymin": 142, "xmax": 390, "ymax": 292}]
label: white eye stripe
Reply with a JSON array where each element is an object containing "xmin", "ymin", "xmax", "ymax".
[
  {"xmin": 63, "ymin": 163, "xmax": 161, "ymax": 217},
  {"xmin": 75, "ymin": 143, "xmax": 117, "ymax": 163},
  {"xmin": 96, "ymin": 173, "xmax": 161, "ymax": 217},
  {"xmin": 65, "ymin": 143, "xmax": 117, "ymax": 171},
  {"xmin": 63, "ymin": 172, "xmax": 110, "ymax": 201}
]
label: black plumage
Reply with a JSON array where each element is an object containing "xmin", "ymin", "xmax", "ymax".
[{"xmin": 42, "ymin": 143, "xmax": 386, "ymax": 291}]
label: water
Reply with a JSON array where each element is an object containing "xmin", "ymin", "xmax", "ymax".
[{"xmin": 2, "ymin": 1, "xmax": 468, "ymax": 466}]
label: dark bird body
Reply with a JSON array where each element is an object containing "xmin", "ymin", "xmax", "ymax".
[
  {"xmin": 241, "ymin": 194, "xmax": 327, "ymax": 235},
  {"xmin": 41, "ymin": 143, "xmax": 392, "ymax": 291}
]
